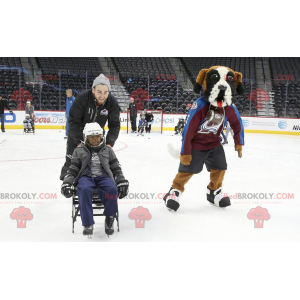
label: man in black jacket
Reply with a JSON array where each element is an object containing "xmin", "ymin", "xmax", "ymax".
[
  {"xmin": 60, "ymin": 74, "xmax": 121, "ymax": 180},
  {"xmin": 0, "ymin": 95, "xmax": 13, "ymax": 132},
  {"xmin": 128, "ymin": 97, "xmax": 137, "ymax": 133}
]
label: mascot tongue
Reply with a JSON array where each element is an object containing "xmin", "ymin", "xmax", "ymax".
[{"xmin": 217, "ymin": 100, "xmax": 223, "ymax": 108}]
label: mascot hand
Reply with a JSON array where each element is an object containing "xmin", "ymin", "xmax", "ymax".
[
  {"xmin": 235, "ymin": 145, "xmax": 243, "ymax": 158},
  {"xmin": 180, "ymin": 154, "xmax": 192, "ymax": 165}
]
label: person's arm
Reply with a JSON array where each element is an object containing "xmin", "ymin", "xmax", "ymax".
[
  {"xmin": 106, "ymin": 97, "xmax": 121, "ymax": 147},
  {"xmin": 108, "ymin": 148, "xmax": 125, "ymax": 183},
  {"xmin": 63, "ymin": 149, "xmax": 82, "ymax": 184},
  {"xmin": 181, "ymin": 101, "xmax": 208, "ymax": 155},
  {"xmin": 68, "ymin": 94, "xmax": 87, "ymax": 143},
  {"xmin": 4, "ymin": 101, "xmax": 12, "ymax": 113},
  {"xmin": 227, "ymin": 106, "xmax": 244, "ymax": 146}
]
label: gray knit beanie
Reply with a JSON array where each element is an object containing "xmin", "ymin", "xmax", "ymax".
[{"xmin": 92, "ymin": 74, "xmax": 111, "ymax": 91}]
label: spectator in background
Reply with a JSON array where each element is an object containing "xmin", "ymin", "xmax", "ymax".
[
  {"xmin": 65, "ymin": 89, "xmax": 75, "ymax": 139},
  {"xmin": 0, "ymin": 95, "xmax": 13, "ymax": 133},
  {"xmin": 25, "ymin": 101, "xmax": 35, "ymax": 120},
  {"xmin": 129, "ymin": 97, "xmax": 137, "ymax": 133}
]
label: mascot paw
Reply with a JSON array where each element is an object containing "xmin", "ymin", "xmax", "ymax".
[
  {"xmin": 180, "ymin": 154, "xmax": 192, "ymax": 165},
  {"xmin": 235, "ymin": 145, "xmax": 243, "ymax": 158}
]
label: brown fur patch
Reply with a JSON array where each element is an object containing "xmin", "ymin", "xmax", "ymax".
[
  {"xmin": 180, "ymin": 154, "xmax": 192, "ymax": 165},
  {"xmin": 208, "ymin": 169, "xmax": 226, "ymax": 190},
  {"xmin": 172, "ymin": 172, "xmax": 194, "ymax": 192}
]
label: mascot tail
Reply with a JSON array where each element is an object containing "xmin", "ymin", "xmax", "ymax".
[{"xmin": 167, "ymin": 143, "xmax": 181, "ymax": 160}]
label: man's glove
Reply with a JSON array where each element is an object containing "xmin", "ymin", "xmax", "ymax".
[
  {"xmin": 180, "ymin": 154, "xmax": 192, "ymax": 165},
  {"xmin": 235, "ymin": 145, "xmax": 243, "ymax": 158},
  {"xmin": 61, "ymin": 183, "xmax": 74, "ymax": 198},
  {"xmin": 117, "ymin": 180, "xmax": 129, "ymax": 199},
  {"xmin": 9, "ymin": 110, "xmax": 13, "ymax": 115}
]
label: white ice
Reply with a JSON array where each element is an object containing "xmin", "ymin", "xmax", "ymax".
[{"xmin": 0, "ymin": 129, "xmax": 300, "ymax": 242}]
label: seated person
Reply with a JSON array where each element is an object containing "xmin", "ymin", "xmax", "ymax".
[
  {"xmin": 174, "ymin": 118, "xmax": 185, "ymax": 135},
  {"xmin": 23, "ymin": 114, "xmax": 34, "ymax": 131},
  {"xmin": 61, "ymin": 122, "xmax": 129, "ymax": 237},
  {"xmin": 137, "ymin": 114, "xmax": 147, "ymax": 136}
]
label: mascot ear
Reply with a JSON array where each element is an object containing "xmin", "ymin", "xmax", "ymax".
[
  {"xmin": 194, "ymin": 68, "xmax": 208, "ymax": 94},
  {"xmin": 235, "ymin": 71, "xmax": 244, "ymax": 95}
]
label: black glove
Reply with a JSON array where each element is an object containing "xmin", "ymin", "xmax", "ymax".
[
  {"xmin": 117, "ymin": 180, "xmax": 129, "ymax": 199},
  {"xmin": 61, "ymin": 183, "xmax": 73, "ymax": 198},
  {"xmin": 9, "ymin": 110, "xmax": 13, "ymax": 115}
]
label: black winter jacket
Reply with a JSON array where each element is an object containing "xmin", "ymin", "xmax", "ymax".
[
  {"xmin": 129, "ymin": 103, "xmax": 137, "ymax": 118},
  {"xmin": 0, "ymin": 100, "xmax": 10, "ymax": 114},
  {"xmin": 68, "ymin": 90, "xmax": 121, "ymax": 147}
]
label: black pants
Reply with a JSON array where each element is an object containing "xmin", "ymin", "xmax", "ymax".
[
  {"xmin": 0, "ymin": 113, "xmax": 4, "ymax": 131},
  {"xmin": 130, "ymin": 116, "xmax": 137, "ymax": 131},
  {"xmin": 146, "ymin": 124, "xmax": 151, "ymax": 133},
  {"xmin": 179, "ymin": 146, "xmax": 227, "ymax": 174}
]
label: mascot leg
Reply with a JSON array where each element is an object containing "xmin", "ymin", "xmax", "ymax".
[
  {"xmin": 207, "ymin": 169, "xmax": 231, "ymax": 208},
  {"xmin": 163, "ymin": 172, "xmax": 193, "ymax": 212}
]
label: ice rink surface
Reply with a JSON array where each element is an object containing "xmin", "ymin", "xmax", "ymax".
[{"xmin": 0, "ymin": 129, "xmax": 299, "ymax": 242}]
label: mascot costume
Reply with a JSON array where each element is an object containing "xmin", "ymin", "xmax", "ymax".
[{"xmin": 164, "ymin": 66, "xmax": 245, "ymax": 211}]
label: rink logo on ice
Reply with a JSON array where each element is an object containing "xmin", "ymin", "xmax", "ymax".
[
  {"xmin": 10, "ymin": 206, "xmax": 33, "ymax": 228},
  {"xmin": 278, "ymin": 120, "xmax": 287, "ymax": 129},
  {"xmin": 242, "ymin": 119, "xmax": 250, "ymax": 127},
  {"xmin": 247, "ymin": 206, "xmax": 270, "ymax": 228},
  {"xmin": 128, "ymin": 206, "xmax": 152, "ymax": 228}
]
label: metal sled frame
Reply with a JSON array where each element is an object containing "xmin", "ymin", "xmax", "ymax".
[
  {"xmin": 72, "ymin": 188, "xmax": 120, "ymax": 233},
  {"xmin": 23, "ymin": 122, "xmax": 35, "ymax": 135}
]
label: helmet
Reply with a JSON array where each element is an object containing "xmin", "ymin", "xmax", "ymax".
[
  {"xmin": 25, "ymin": 114, "xmax": 30, "ymax": 119},
  {"xmin": 141, "ymin": 114, "xmax": 145, "ymax": 119},
  {"xmin": 83, "ymin": 123, "xmax": 104, "ymax": 151}
]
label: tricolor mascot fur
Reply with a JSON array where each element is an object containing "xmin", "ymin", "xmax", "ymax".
[{"xmin": 164, "ymin": 66, "xmax": 245, "ymax": 211}]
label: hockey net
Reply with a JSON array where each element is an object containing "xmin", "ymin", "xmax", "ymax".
[{"xmin": 127, "ymin": 110, "xmax": 163, "ymax": 134}]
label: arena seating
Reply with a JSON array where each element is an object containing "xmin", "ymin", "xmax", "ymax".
[
  {"xmin": 269, "ymin": 58, "xmax": 300, "ymax": 118},
  {"xmin": 0, "ymin": 57, "xmax": 28, "ymax": 110},
  {"xmin": 112, "ymin": 58, "xmax": 194, "ymax": 113}
]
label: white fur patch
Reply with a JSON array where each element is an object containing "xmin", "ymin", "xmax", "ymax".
[{"xmin": 208, "ymin": 67, "xmax": 232, "ymax": 107}]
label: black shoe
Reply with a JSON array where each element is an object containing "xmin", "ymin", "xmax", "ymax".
[
  {"xmin": 105, "ymin": 216, "xmax": 115, "ymax": 235},
  {"xmin": 163, "ymin": 187, "xmax": 181, "ymax": 212},
  {"xmin": 2, "ymin": 130, "xmax": 5, "ymax": 132},
  {"xmin": 222, "ymin": 140, "xmax": 228, "ymax": 145},
  {"xmin": 83, "ymin": 225, "xmax": 93, "ymax": 236},
  {"xmin": 206, "ymin": 186, "xmax": 231, "ymax": 208}
]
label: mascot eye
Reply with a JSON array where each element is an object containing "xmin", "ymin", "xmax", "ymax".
[
  {"xmin": 210, "ymin": 74, "xmax": 219, "ymax": 81},
  {"xmin": 227, "ymin": 76, "xmax": 234, "ymax": 81}
]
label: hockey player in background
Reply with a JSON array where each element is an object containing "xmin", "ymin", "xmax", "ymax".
[
  {"xmin": 222, "ymin": 122, "xmax": 234, "ymax": 145},
  {"xmin": 144, "ymin": 109, "xmax": 154, "ymax": 133},
  {"xmin": 65, "ymin": 89, "xmax": 75, "ymax": 139},
  {"xmin": 61, "ymin": 123, "xmax": 129, "ymax": 237},
  {"xmin": 137, "ymin": 114, "xmax": 147, "ymax": 136},
  {"xmin": 174, "ymin": 117, "xmax": 185, "ymax": 135}
]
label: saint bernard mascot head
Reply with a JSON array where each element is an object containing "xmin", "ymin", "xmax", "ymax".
[{"xmin": 193, "ymin": 66, "xmax": 244, "ymax": 108}]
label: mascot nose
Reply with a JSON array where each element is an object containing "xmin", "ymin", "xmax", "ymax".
[{"xmin": 218, "ymin": 85, "xmax": 227, "ymax": 91}]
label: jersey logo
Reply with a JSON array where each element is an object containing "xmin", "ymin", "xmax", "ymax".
[
  {"xmin": 191, "ymin": 101, "xmax": 197, "ymax": 110},
  {"xmin": 100, "ymin": 109, "xmax": 108, "ymax": 116},
  {"xmin": 197, "ymin": 113, "xmax": 224, "ymax": 134}
]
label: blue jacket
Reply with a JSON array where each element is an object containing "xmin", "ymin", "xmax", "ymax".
[{"xmin": 66, "ymin": 96, "xmax": 75, "ymax": 117}]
